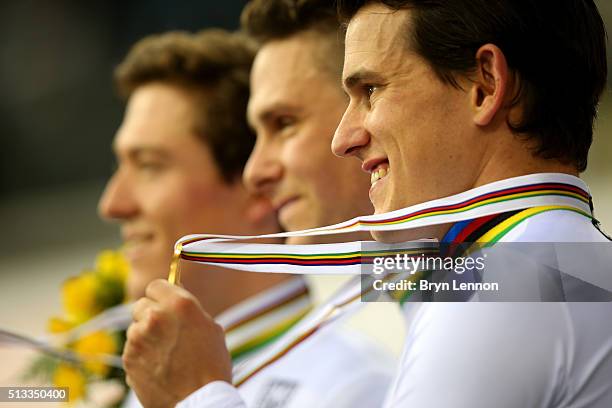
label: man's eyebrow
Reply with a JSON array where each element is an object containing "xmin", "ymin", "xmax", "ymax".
[
  {"xmin": 113, "ymin": 144, "xmax": 171, "ymax": 160},
  {"xmin": 343, "ymin": 70, "xmax": 384, "ymax": 90},
  {"xmin": 251, "ymin": 102, "xmax": 301, "ymax": 125}
]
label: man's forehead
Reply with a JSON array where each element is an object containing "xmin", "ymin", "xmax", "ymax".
[
  {"xmin": 114, "ymin": 88, "xmax": 198, "ymax": 155},
  {"xmin": 252, "ymin": 34, "xmax": 329, "ymax": 87},
  {"xmin": 249, "ymin": 35, "xmax": 332, "ymax": 121},
  {"xmin": 345, "ymin": 4, "xmax": 409, "ymax": 67},
  {"xmin": 346, "ymin": 2, "xmax": 410, "ymax": 43}
]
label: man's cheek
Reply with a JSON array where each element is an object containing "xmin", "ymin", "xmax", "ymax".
[{"xmin": 185, "ymin": 179, "xmax": 218, "ymax": 202}]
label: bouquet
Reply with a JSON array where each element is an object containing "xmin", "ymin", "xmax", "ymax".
[{"xmin": 24, "ymin": 249, "xmax": 129, "ymax": 407}]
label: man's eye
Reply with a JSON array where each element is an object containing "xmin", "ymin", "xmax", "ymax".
[
  {"xmin": 275, "ymin": 115, "xmax": 296, "ymax": 130},
  {"xmin": 365, "ymin": 85, "xmax": 377, "ymax": 99},
  {"xmin": 137, "ymin": 161, "xmax": 164, "ymax": 173}
]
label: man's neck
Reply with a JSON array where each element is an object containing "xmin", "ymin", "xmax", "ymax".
[
  {"xmin": 435, "ymin": 131, "xmax": 580, "ymax": 241},
  {"xmin": 473, "ymin": 134, "xmax": 578, "ymax": 189},
  {"xmin": 375, "ymin": 134, "xmax": 580, "ymax": 243}
]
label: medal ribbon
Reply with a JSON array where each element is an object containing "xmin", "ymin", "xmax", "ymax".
[
  {"xmin": 176, "ymin": 173, "xmax": 591, "ymax": 273},
  {"xmin": 169, "ymin": 173, "xmax": 592, "ymax": 386}
]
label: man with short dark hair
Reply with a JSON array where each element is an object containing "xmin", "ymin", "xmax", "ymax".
[
  {"xmin": 122, "ymin": 1, "xmax": 612, "ymax": 407},
  {"xmin": 333, "ymin": 0, "xmax": 606, "ymax": 232},
  {"xmin": 329, "ymin": 1, "xmax": 612, "ymax": 406}
]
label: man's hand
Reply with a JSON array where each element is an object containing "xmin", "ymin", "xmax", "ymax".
[{"xmin": 123, "ymin": 279, "xmax": 232, "ymax": 408}]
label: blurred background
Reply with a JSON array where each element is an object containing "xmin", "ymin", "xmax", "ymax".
[{"xmin": 1, "ymin": 0, "xmax": 611, "ymax": 398}]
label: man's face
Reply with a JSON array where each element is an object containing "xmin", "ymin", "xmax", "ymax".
[
  {"xmin": 99, "ymin": 82, "xmax": 256, "ymax": 298},
  {"xmin": 333, "ymin": 4, "xmax": 486, "ymax": 223},
  {"xmin": 244, "ymin": 32, "xmax": 372, "ymax": 238}
]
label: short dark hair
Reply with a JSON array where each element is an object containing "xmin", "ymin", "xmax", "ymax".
[
  {"xmin": 241, "ymin": 0, "xmax": 344, "ymax": 78},
  {"xmin": 114, "ymin": 29, "xmax": 257, "ymax": 182},
  {"xmin": 337, "ymin": 0, "xmax": 608, "ymax": 171}
]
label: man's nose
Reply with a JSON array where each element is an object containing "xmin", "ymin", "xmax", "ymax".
[
  {"xmin": 332, "ymin": 104, "xmax": 370, "ymax": 158},
  {"xmin": 243, "ymin": 139, "xmax": 283, "ymax": 196},
  {"xmin": 98, "ymin": 170, "xmax": 139, "ymax": 221}
]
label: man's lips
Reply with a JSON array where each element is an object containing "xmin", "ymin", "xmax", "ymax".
[
  {"xmin": 273, "ymin": 196, "xmax": 300, "ymax": 213},
  {"xmin": 122, "ymin": 231, "xmax": 154, "ymax": 244},
  {"xmin": 362, "ymin": 157, "xmax": 389, "ymax": 174},
  {"xmin": 121, "ymin": 231, "xmax": 155, "ymax": 258},
  {"xmin": 362, "ymin": 158, "xmax": 390, "ymax": 185}
]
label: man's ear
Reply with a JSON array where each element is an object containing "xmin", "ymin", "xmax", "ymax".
[{"xmin": 470, "ymin": 44, "xmax": 510, "ymax": 127}]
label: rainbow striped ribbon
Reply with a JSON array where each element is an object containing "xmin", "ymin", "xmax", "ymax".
[
  {"xmin": 219, "ymin": 278, "xmax": 313, "ymax": 362},
  {"xmin": 177, "ymin": 173, "xmax": 591, "ymax": 273},
  {"xmin": 173, "ymin": 173, "xmax": 593, "ymax": 386}
]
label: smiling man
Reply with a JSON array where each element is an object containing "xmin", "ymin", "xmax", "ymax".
[
  {"xmin": 333, "ymin": 1, "xmax": 609, "ymax": 243},
  {"xmin": 242, "ymin": 5, "xmax": 373, "ymax": 240},
  {"xmin": 99, "ymin": 30, "xmax": 282, "ymax": 313},
  {"xmin": 330, "ymin": 1, "xmax": 612, "ymax": 407}
]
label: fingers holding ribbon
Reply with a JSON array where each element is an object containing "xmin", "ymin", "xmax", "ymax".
[{"xmin": 123, "ymin": 279, "xmax": 232, "ymax": 408}]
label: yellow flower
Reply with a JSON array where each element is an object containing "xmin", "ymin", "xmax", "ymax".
[
  {"xmin": 62, "ymin": 272, "xmax": 102, "ymax": 323},
  {"xmin": 53, "ymin": 364, "xmax": 86, "ymax": 403},
  {"xmin": 73, "ymin": 331, "xmax": 117, "ymax": 377},
  {"xmin": 47, "ymin": 317, "xmax": 75, "ymax": 334},
  {"xmin": 96, "ymin": 250, "xmax": 129, "ymax": 283}
]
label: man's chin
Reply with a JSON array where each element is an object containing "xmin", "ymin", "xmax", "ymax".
[
  {"xmin": 126, "ymin": 266, "xmax": 168, "ymax": 300},
  {"xmin": 126, "ymin": 279, "xmax": 146, "ymax": 301},
  {"xmin": 280, "ymin": 217, "xmax": 313, "ymax": 235}
]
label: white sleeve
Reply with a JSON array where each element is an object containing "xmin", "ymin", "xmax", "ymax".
[
  {"xmin": 384, "ymin": 303, "xmax": 567, "ymax": 408},
  {"xmin": 177, "ymin": 381, "xmax": 247, "ymax": 408}
]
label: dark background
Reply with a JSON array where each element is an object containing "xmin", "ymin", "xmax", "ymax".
[
  {"xmin": 0, "ymin": 0, "xmax": 245, "ymax": 197},
  {"xmin": 0, "ymin": 0, "xmax": 246, "ymax": 257}
]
